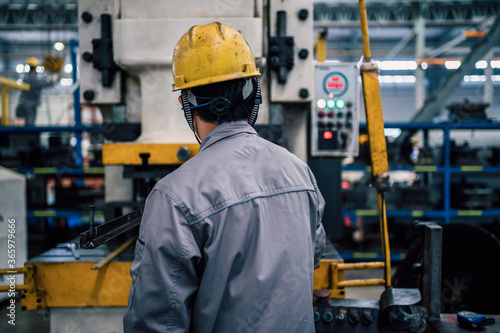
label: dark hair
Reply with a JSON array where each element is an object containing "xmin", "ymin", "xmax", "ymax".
[{"xmin": 185, "ymin": 77, "xmax": 257, "ymax": 123}]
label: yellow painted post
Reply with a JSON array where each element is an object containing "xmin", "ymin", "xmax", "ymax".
[
  {"xmin": 358, "ymin": 0, "xmax": 392, "ymax": 288},
  {"xmin": 0, "ymin": 76, "xmax": 30, "ymax": 125},
  {"xmin": 1, "ymin": 87, "xmax": 8, "ymax": 125},
  {"xmin": 316, "ymin": 28, "xmax": 328, "ymax": 63}
]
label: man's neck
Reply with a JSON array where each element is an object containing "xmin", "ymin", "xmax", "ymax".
[{"xmin": 193, "ymin": 116, "xmax": 219, "ymax": 141}]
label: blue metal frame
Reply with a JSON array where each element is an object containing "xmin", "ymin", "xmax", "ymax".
[
  {"xmin": 70, "ymin": 39, "xmax": 83, "ymax": 166},
  {"xmin": 345, "ymin": 122, "xmax": 500, "ymax": 224},
  {"xmin": 0, "ymin": 125, "xmax": 100, "ymax": 133}
]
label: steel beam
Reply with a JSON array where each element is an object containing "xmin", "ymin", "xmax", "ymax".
[
  {"xmin": 396, "ymin": 17, "xmax": 500, "ymax": 144},
  {"xmin": 314, "ymin": 1, "xmax": 500, "ymax": 27},
  {"xmin": 484, "ymin": 49, "xmax": 494, "ymax": 118}
]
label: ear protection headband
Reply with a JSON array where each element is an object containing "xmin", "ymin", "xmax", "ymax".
[{"xmin": 181, "ymin": 78, "xmax": 262, "ymax": 141}]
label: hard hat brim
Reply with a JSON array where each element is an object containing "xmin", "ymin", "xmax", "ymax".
[{"xmin": 172, "ymin": 69, "xmax": 260, "ymax": 92}]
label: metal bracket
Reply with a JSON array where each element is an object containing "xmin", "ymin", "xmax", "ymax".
[
  {"xmin": 269, "ymin": 11, "xmax": 294, "ymax": 84},
  {"xmin": 83, "ymin": 13, "xmax": 120, "ymax": 87},
  {"xmin": 360, "ymin": 58, "xmax": 379, "ymax": 73},
  {"xmin": 80, "ymin": 206, "xmax": 143, "ymax": 249}
]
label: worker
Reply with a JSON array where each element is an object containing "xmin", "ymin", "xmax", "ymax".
[
  {"xmin": 15, "ymin": 57, "xmax": 57, "ymax": 126},
  {"xmin": 123, "ymin": 22, "xmax": 326, "ymax": 333}
]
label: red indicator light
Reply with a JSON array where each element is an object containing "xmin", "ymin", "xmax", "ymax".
[
  {"xmin": 328, "ymin": 93, "xmax": 334, "ymax": 98},
  {"xmin": 341, "ymin": 180, "xmax": 351, "ymax": 190},
  {"xmin": 326, "ymin": 82, "xmax": 345, "ymax": 89},
  {"xmin": 343, "ymin": 215, "xmax": 352, "ymax": 228},
  {"xmin": 330, "ymin": 77, "xmax": 340, "ymax": 82},
  {"xmin": 323, "ymin": 131, "xmax": 333, "ymax": 140}
]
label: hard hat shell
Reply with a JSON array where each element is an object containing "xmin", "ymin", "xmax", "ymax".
[
  {"xmin": 43, "ymin": 55, "xmax": 64, "ymax": 72},
  {"xmin": 172, "ymin": 22, "xmax": 260, "ymax": 91},
  {"xmin": 26, "ymin": 57, "xmax": 40, "ymax": 68}
]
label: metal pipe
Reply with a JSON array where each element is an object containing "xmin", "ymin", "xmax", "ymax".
[
  {"xmin": 378, "ymin": 193, "xmax": 392, "ymax": 288},
  {"xmin": 358, "ymin": 0, "xmax": 371, "ymax": 60},
  {"xmin": 92, "ymin": 236, "xmax": 137, "ymax": 270},
  {"xmin": 336, "ymin": 262, "xmax": 385, "ymax": 270},
  {"xmin": 338, "ymin": 278, "xmax": 385, "ymax": 287},
  {"xmin": 0, "ymin": 284, "xmax": 29, "ymax": 292},
  {"xmin": 0, "ymin": 267, "xmax": 28, "ymax": 275}
]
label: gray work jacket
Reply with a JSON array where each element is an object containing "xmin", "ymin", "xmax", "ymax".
[
  {"xmin": 124, "ymin": 120, "xmax": 326, "ymax": 333},
  {"xmin": 18, "ymin": 73, "xmax": 53, "ymax": 107}
]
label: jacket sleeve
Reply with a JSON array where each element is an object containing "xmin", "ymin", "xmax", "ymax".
[
  {"xmin": 123, "ymin": 189, "xmax": 202, "ymax": 333},
  {"xmin": 313, "ymin": 181, "xmax": 327, "ymax": 269}
]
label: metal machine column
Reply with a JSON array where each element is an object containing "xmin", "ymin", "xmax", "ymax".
[
  {"xmin": 414, "ymin": 3, "xmax": 426, "ymax": 112},
  {"xmin": 420, "ymin": 222, "xmax": 443, "ymax": 322}
]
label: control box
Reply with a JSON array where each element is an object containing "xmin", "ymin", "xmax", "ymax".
[
  {"xmin": 314, "ymin": 298, "xmax": 380, "ymax": 333},
  {"xmin": 311, "ymin": 63, "xmax": 360, "ymax": 157}
]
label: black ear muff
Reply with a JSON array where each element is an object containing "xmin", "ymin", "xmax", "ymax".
[
  {"xmin": 181, "ymin": 90, "xmax": 195, "ymax": 133},
  {"xmin": 248, "ymin": 78, "xmax": 261, "ymax": 127}
]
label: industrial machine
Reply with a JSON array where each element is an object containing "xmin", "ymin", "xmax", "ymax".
[{"xmin": 1, "ymin": 0, "xmax": 500, "ymax": 332}]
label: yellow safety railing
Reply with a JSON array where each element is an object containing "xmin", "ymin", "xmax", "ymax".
[{"xmin": 0, "ymin": 76, "xmax": 30, "ymax": 125}]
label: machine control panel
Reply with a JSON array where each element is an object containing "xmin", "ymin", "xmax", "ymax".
[
  {"xmin": 311, "ymin": 63, "xmax": 360, "ymax": 157},
  {"xmin": 314, "ymin": 295, "xmax": 380, "ymax": 333}
]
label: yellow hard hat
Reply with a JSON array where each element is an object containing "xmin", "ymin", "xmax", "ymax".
[
  {"xmin": 172, "ymin": 22, "xmax": 260, "ymax": 91},
  {"xmin": 26, "ymin": 57, "xmax": 40, "ymax": 68},
  {"xmin": 43, "ymin": 55, "xmax": 64, "ymax": 73}
]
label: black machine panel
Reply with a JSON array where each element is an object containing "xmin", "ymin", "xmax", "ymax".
[{"xmin": 314, "ymin": 298, "xmax": 380, "ymax": 333}]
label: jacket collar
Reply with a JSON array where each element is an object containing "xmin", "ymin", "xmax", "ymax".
[{"xmin": 199, "ymin": 120, "xmax": 258, "ymax": 152}]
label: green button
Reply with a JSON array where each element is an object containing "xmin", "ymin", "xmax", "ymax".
[
  {"xmin": 326, "ymin": 99, "xmax": 335, "ymax": 109},
  {"xmin": 336, "ymin": 99, "xmax": 345, "ymax": 109},
  {"xmin": 314, "ymin": 312, "xmax": 321, "ymax": 322},
  {"xmin": 323, "ymin": 312, "xmax": 334, "ymax": 323}
]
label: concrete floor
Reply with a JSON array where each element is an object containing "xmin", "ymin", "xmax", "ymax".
[{"xmin": 0, "ymin": 269, "xmax": 386, "ymax": 332}]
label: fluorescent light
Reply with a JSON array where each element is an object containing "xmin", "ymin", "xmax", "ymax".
[
  {"xmin": 378, "ymin": 75, "xmax": 416, "ymax": 84},
  {"xmin": 421, "ymin": 62, "xmax": 428, "ymax": 70},
  {"xmin": 384, "ymin": 128, "xmax": 402, "ymax": 138},
  {"xmin": 53, "ymin": 42, "xmax": 65, "ymax": 51},
  {"xmin": 64, "ymin": 64, "xmax": 73, "ymax": 73},
  {"xmin": 491, "ymin": 60, "xmax": 500, "ymax": 68},
  {"xmin": 463, "ymin": 75, "xmax": 485, "ymax": 82},
  {"xmin": 475, "ymin": 60, "xmax": 487, "ymax": 69},
  {"xmin": 464, "ymin": 75, "xmax": 500, "ymax": 82},
  {"xmin": 16, "ymin": 64, "xmax": 24, "ymax": 73},
  {"xmin": 377, "ymin": 61, "xmax": 418, "ymax": 71},
  {"xmin": 445, "ymin": 61, "xmax": 461, "ymax": 69}
]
